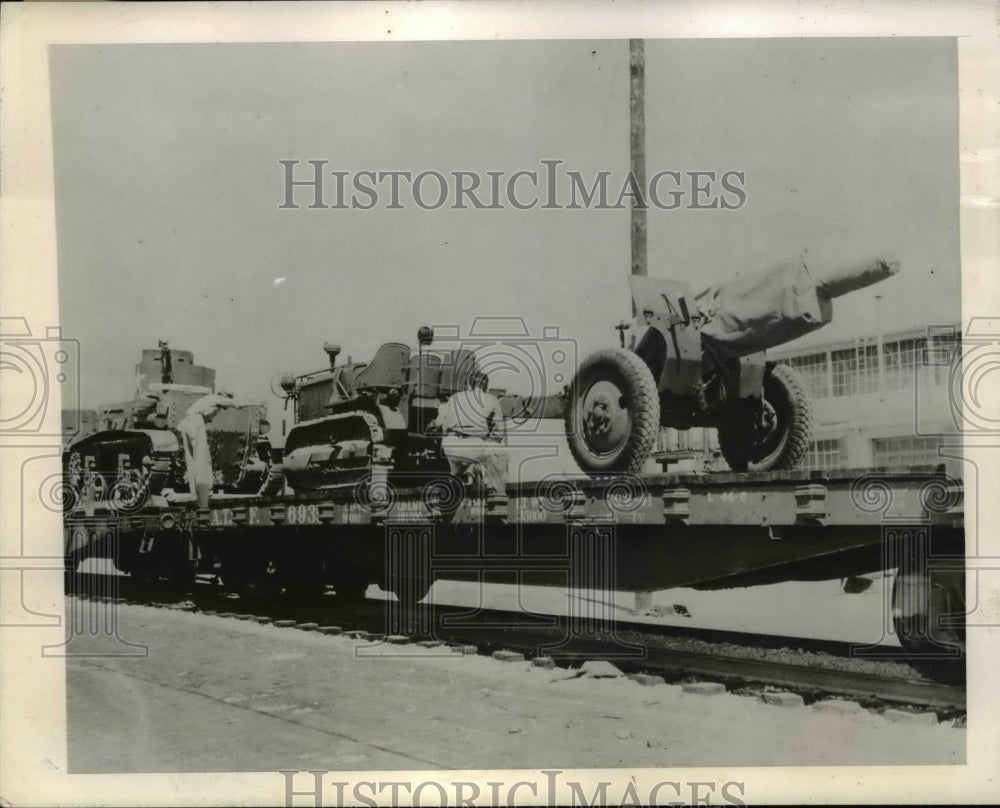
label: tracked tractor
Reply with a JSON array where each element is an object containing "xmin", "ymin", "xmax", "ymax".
[{"xmin": 277, "ymin": 330, "xmax": 485, "ymax": 492}]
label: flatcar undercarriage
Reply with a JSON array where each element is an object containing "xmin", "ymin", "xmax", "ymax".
[{"xmin": 64, "ymin": 465, "xmax": 965, "ymax": 684}]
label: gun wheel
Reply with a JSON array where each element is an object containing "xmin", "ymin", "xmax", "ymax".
[
  {"xmin": 565, "ymin": 348, "xmax": 660, "ymax": 475},
  {"xmin": 718, "ymin": 362, "xmax": 812, "ymax": 472}
]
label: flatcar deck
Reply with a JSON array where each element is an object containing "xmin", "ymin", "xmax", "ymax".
[{"xmin": 198, "ymin": 465, "xmax": 962, "ymax": 529}]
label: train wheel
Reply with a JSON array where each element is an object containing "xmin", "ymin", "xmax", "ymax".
[
  {"xmin": 334, "ymin": 583, "xmax": 370, "ymax": 603},
  {"xmin": 63, "ymin": 554, "xmax": 80, "ymax": 594},
  {"xmin": 565, "ymin": 348, "xmax": 660, "ymax": 475},
  {"xmin": 892, "ymin": 567, "xmax": 965, "ymax": 684},
  {"xmin": 130, "ymin": 552, "xmax": 157, "ymax": 588},
  {"xmin": 222, "ymin": 553, "xmax": 282, "ymax": 601},
  {"xmin": 390, "ymin": 577, "xmax": 432, "ymax": 608},
  {"xmin": 281, "ymin": 552, "xmax": 328, "ymax": 603},
  {"xmin": 243, "ymin": 561, "xmax": 283, "ymax": 602},
  {"xmin": 385, "ymin": 577, "xmax": 433, "ymax": 636},
  {"xmin": 167, "ymin": 558, "xmax": 198, "ymax": 592}
]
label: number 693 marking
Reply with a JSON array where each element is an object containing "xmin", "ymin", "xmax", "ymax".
[{"xmin": 286, "ymin": 503, "xmax": 320, "ymax": 525}]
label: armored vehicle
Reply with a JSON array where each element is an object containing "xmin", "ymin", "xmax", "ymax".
[{"xmin": 63, "ymin": 342, "xmax": 269, "ymax": 581}]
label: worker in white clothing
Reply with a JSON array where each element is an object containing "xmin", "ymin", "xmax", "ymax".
[
  {"xmin": 432, "ymin": 370, "xmax": 508, "ymax": 496},
  {"xmin": 177, "ymin": 392, "xmax": 242, "ymax": 507}
]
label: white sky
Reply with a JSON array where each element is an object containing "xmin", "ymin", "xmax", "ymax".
[{"xmin": 49, "ymin": 37, "xmax": 959, "ymax": 411}]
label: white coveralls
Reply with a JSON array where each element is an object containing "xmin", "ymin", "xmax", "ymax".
[
  {"xmin": 435, "ymin": 389, "xmax": 508, "ymax": 495},
  {"xmin": 177, "ymin": 393, "xmax": 232, "ymax": 507}
]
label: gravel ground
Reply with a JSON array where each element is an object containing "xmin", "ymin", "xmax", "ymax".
[
  {"xmin": 613, "ymin": 631, "xmax": 919, "ymax": 679},
  {"xmin": 66, "ymin": 602, "xmax": 963, "ymax": 774}
]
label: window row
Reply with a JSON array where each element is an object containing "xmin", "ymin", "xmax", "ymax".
[{"xmin": 784, "ymin": 334, "xmax": 957, "ymax": 399}]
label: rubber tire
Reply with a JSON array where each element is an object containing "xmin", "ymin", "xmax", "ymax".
[
  {"xmin": 718, "ymin": 362, "xmax": 812, "ymax": 472},
  {"xmin": 565, "ymin": 348, "xmax": 660, "ymax": 475}
]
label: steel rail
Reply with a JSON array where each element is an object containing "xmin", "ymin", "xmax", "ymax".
[{"xmin": 65, "ymin": 571, "xmax": 965, "ymax": 714}]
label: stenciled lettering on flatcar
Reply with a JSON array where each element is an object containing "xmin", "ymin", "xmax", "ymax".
[
  {"xmin": 247, "ymin": 506, "xmax": 272, "ymax": 526},
  {"xmin": 707, "ymin": 490, "xmax": 748, "ymax": 503},
  {"xmin": 517, "ymin": 497, "xmax": 551, "ymax": 523},
  {"xmin": 286, "ymin": 503, "xmax": 320, "ymax": 525},
  {"xmin": 389, "ymin": 499, "xmax": 430, "ymax": 522},
  {"xmin": 341, "ymin": 503, "xmax": 368, "ymax": 524},
  {"xmin": 210, "ymin": 508, "xmax": 235, "ymax": 527}
]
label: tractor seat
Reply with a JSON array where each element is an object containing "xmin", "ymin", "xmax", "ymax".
[{"xmin": 353, "ymin": 343, "xmax": 411, "ymax": 390}]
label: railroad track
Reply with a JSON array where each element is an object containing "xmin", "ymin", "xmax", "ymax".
[{"xmin": 64, "ymin": 571, "xmax": 966, "ymax": 719}]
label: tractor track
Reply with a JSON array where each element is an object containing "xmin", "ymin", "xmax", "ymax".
[{"xmin": 65, "ymin": 571, "xmax": 966, "ymax": 719}]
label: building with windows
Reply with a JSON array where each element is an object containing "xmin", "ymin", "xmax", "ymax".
[{"xmin": 656, "ymin": 324, "xmax": 962, "ymax": 476}]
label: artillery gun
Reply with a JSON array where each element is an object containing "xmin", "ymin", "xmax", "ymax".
[{"xmin": 564, "ymin": 255, "xmax": 900, "ymax": 474}]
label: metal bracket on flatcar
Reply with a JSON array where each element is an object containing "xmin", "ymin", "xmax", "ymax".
[
  {"xmin": 562, "ymin": 489, "xmax": 588, "ymax": 522},
  {"xmin": 485, "ymin": 491, "xmax": 509, "ymax": 524},
  {"xmin": 662, "ymin": 487, "xmax": 691, "ymax": 525},
  {"xmin": 794, "ymin": 483, "xmax": 828, "ymax": 526},
  {"xmin": 268, "ymin": 503, "xmax": 287, "ymax": 525},
  {"xmin": 318, "ymin": 501, "xmax": 337, "ymax": 524}
]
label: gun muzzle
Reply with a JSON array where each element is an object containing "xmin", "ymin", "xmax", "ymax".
[{"xmin": 814, "ymin": 258, "xmax": 900, "ymax": 300}]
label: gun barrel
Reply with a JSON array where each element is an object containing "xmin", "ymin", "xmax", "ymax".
[
  {"xmin": 814, "ymin": 258, "xmax": 900, "ymax": 300},
  {"xmin": 695, "ymin": 254, "xmax": 900, "ymax": 364}
]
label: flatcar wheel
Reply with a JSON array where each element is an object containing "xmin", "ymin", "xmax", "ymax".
[
  {"xmin": 282, "ymin": 555, "xmax": 328, "ymax": 603},
  {"xmin": 334, "ymin": 583, "xmax": 370, "ymax": 603},
  {"xmin": 63, "ymin": 554, "xmax": 80, "ymax": 594},
  {"xmin": 241, "ymin": 561, "xmax": 283, "ymax": 602},
  {"xmin": 167, "ymin": 558, "xmax": 198, "ymax": 592},
  {"xmin": 223, "ymin": 554, "xmax": 282, "ymax": 601},
  {"xmin": 130, "ymin": 553, "xmax": 157, "ymax": 588},
  {"xmin": 285, "ymin": 581, "xmax": 328, "ymax": 604},
  {"xmin": 388, "ymin": 577, "xmax": 433, "ymax": 636},
  {"xmin": 892, "ymin": 567, "xmax": 965, "ymax": 684},
  {"xmin": 391, "ymin": 577, "xmax": 432, "ymax": 608}
]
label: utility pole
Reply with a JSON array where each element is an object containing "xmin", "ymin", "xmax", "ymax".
[
  {"xmin": 875, "ymin": 294, "xmax": 885, "ymax": 394},
  {"xmin": 629, "ymin": 39, "xmax": 653, "ymax": 614},
  {"xmin": 629, "ymin": 38, "xmax": 648, "ymax": 296}
]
